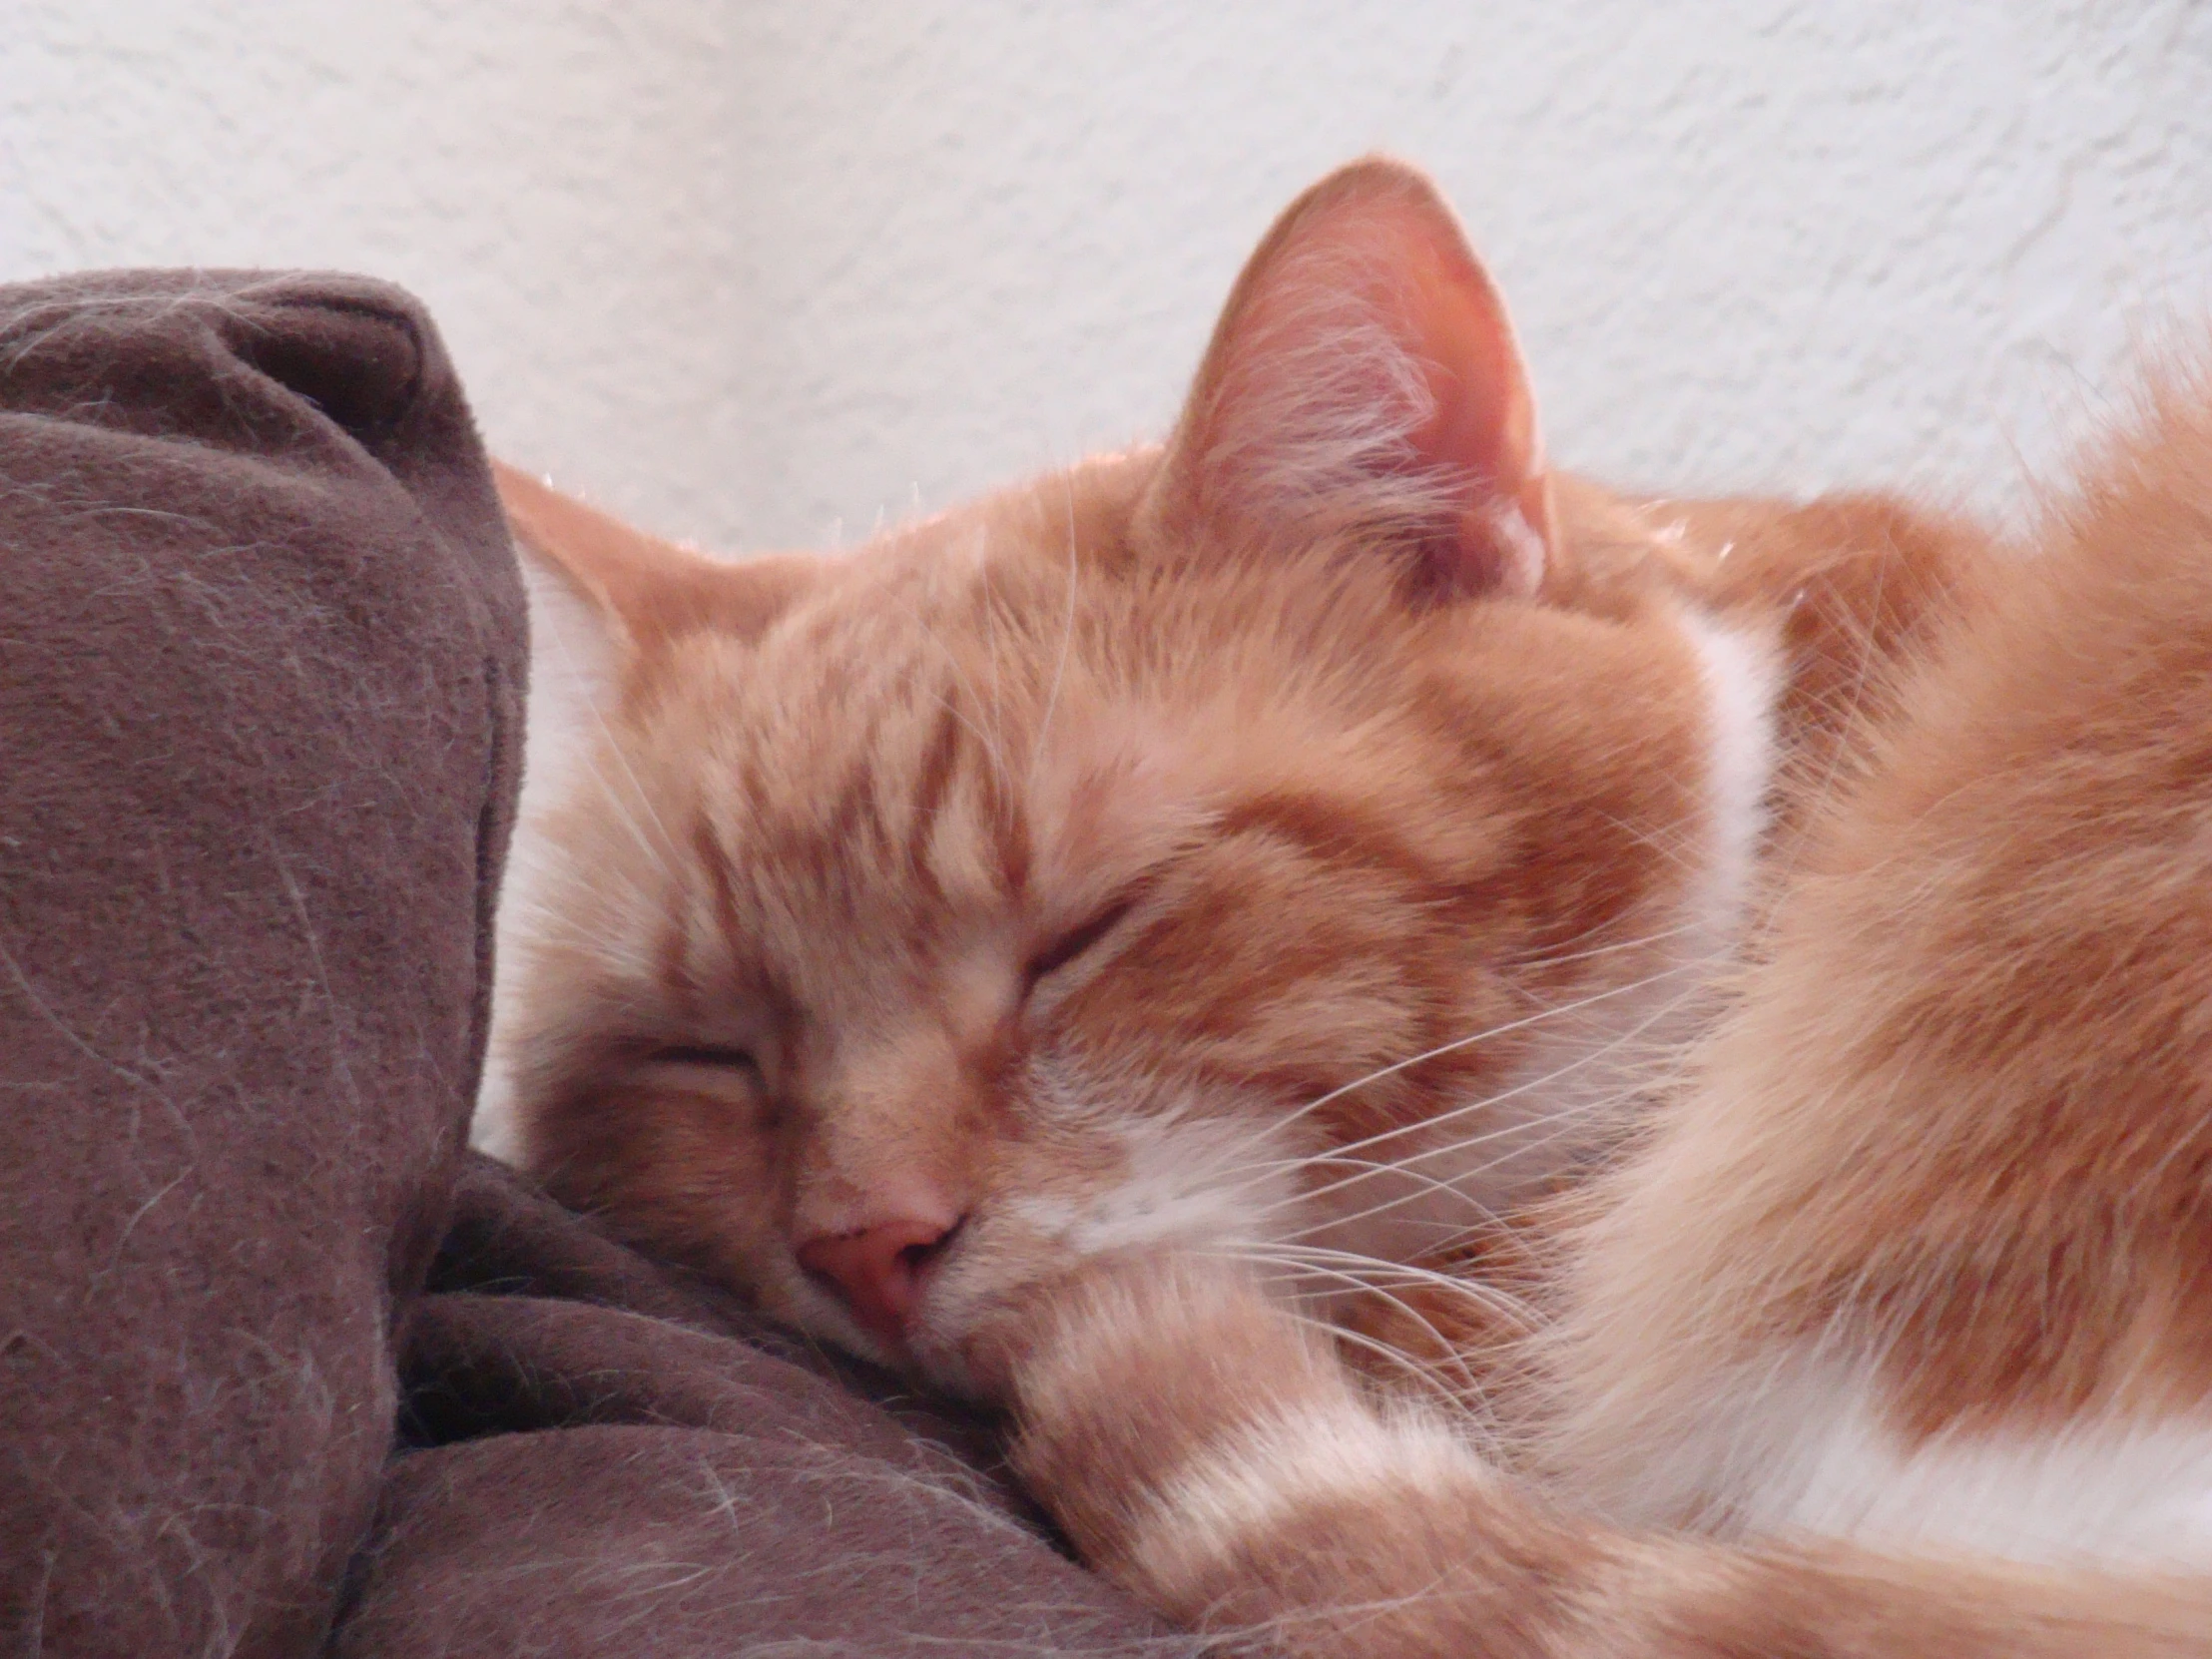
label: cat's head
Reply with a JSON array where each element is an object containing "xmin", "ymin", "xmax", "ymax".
[{"xmin": 488, "ymin": 159, "xmax": 1780, "ymax": 1393}]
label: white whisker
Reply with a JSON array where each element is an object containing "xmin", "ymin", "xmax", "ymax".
[
  {"xmin": 1254, "ymin": 973, "xmax": 1709, "ymax": 1213},
  {"xmin": 1237, "ymin": 1241, "xmax": 1538, "ymax": 1326},
  {"xmin": 1268, "ymin": 954, "xmax": 1719, "ymax": 1143}
]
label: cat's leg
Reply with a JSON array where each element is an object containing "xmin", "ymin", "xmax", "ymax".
[
  {"xmin": 1007, "ymin": 1255, "xmax": 2210, "ymax": 1658},
  {"xmin": 1006, "ymin": 1256, "xmax": 1585, "ymax": 1654}
]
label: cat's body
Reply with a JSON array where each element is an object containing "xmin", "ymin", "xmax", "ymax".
[
  {"xmin": 1010, "ymin": 375, "xmax": 2212, "ymax": 1655},
  {"xmin": 487, "ymin": 160, "xmax": 2212, "ymax": 1652}
]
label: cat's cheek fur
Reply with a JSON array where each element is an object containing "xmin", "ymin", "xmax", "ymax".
[
  {"xmin": 1307, "ymin": 607, "xmax": 1779, "ymax": 1270},
  {"xmin": 1005, "ymin": 1103, "xmax": 1305, "ymax": 1261}
]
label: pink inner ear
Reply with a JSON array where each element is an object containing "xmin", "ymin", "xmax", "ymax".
[
  {"xmin": 1385, "ymin": 219, "xmax": 1555, "ymax": 599},
  {"xmin": 1162, "ymin": 162, "xmax": 1556, "ymax": 602}
]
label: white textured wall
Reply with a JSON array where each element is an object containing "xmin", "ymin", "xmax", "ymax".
[
  {"xmin": 8, "ymin": 2, "xmax": 2211, "ymax": 550},
  {"xmin": 2, "ymin": 0, "xmax": 749, "ymax": 537}
]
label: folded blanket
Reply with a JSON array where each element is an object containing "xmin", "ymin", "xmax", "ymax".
[{"xmin": 0, "ymin": 271, "xmax": 1179, "ymax": 1658}]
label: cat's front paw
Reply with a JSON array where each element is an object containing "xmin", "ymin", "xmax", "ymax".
[
  {"xmin": 982, "ymin": 1252, "xmax": 1350, "ymax": 1569},
  {"xmin": 939, "ymin": 1248, "xmax": 1214, "ymax": 1405}
]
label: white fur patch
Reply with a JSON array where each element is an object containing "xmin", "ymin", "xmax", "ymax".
[
  {"xmin": 1009, "ymin": 1102, "xmax": 1305, "ymax": 1260},
  {"xmin": 1593, "ymin": 1356, "xmax": 2212, "ymax": 1571},
  {"xmin": 472, "ymin": 549, "xmax": 631, "ymax": 1160},
  {"xmin": 1761, "ymin": 1378, "xmax": 2212, "ymax": 1569},
  {"xmin": 469, "ymin": 1034, "xmax": 527, "ymax": 1163},
  {"xmin": 1134, "ymin": 1399, "xmax": 1487, "ymax": 1577},
  {"xmin": 1676, "ymin": 609, "xmax": 1777, "ymax": 940}
]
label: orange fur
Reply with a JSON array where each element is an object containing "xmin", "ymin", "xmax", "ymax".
[
  {"xmin": 491, "ymin": 159, "xmax": 1854, "ymax": 1387},
  {"xmin": 482, "ymin": 157, "xmax": 2212, "ymax": 1653},
  {"xmin": 1549, "ymin": 372, "xmax": 2212, "ymax": 1495},
  {"xmin": 999, "ymin": 374, "xmax": 2212, "ymax": 1655}
]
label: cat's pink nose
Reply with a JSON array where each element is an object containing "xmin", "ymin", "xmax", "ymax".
[{"xmin": 797, "ymin": 1216, "xmax": 959, "ymax": 1348}]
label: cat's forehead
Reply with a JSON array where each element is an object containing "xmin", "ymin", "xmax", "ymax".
[
  {"xmin": 736, "ymin": 466, "xmax": 1129, "ymax": 713},
  {"xmin": 697, "ymin": 456, "xmax": 1236, "ymax": 819},
  {"xmin": 634, "ymin": 576, "xmax": 1292, "ymax": 1017},
  {"xmin": 614, "ymin": 450, "xmax": 1716, "ymax": 1011},
  {"xmin": 645, "ymin": 615, "xmax": 1093, "ymax": 991}
]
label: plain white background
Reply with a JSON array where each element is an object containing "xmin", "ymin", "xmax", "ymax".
[{"xmin": 7, "ymin": 1, "xmax": 2210, "ymax": 549}]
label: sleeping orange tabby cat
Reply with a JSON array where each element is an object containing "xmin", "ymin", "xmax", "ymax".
[{"xmin": 486, "ymin": 159, "xmax": 2212, "ymax": 1652}]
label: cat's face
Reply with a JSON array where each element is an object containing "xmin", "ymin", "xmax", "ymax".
[{"xmin": 492, "ymin": 160, "xmax": 1777, "ymax": 1394}]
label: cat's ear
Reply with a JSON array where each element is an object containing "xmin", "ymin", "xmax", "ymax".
[
  {"xmin": 492, "ymin": 461, "xmax": 813, "ymax": 659},
  {"xmin": 1143, "ymin": 157, "xmax": 1555, "ymax": 601}
]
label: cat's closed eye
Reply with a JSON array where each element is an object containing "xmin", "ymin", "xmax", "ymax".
[
  {"xmin": 1024, "ymin": 896, "xmax": 1137, "ymax": 990},
  {"xmin": 645, "ymin": 1044, "xmax": 760, "ymax": 1073}
]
